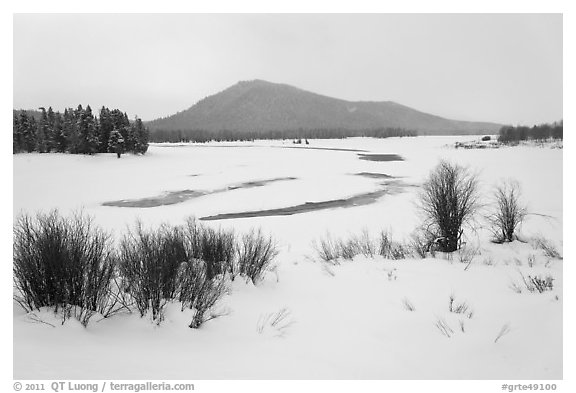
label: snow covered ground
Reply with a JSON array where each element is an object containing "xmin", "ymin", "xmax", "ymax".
[{"xmin": 12, "ymin": 136, "xmax": 563, "ymax": 379}]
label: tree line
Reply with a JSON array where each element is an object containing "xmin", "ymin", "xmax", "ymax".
[
  {"xmin": 498, "ymin": 120, "xmax": 563, "ymax": 144},
  {"xmin": 148, "ymin": 127, "xmax": 417, "ymax": 143},
  {"xmin": 13, "ymin": 105, "xmax": 150, "ymax": 156}
]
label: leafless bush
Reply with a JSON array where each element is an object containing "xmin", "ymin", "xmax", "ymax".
[
  {"xmin": 449, "ymin": 294, "xmax": 473, "ymax": 318},
  {"xmin": 185, "ymin": 275, "xmax": 227, "ymax": 328},
  {"xmin": 315, "ymin": 230, "xmax": 410, "ymax": 262},
  {"xmin": 314, "ymin": 231, "xmax": 375, "ymax": 262},
  {"xmin": 530, "ymin": 236, "xmax": 562, "ymax": 259},
  {"xmin": 13, "ymin": 211, "xmax": 116, "ymax": 327},
  {"xmin": 512, "ymin": 271, "xmax": 555, "ymax": 294},
  {"xmin": 313, "ymin": 234, "xmax": 341, "ymax": 262},
  {"xmin": 408, "ymin": 230, "xmax": 430, "ymax": 258},
  {"xmin": 419, "ymin": 160, "xmax": 480, "ymax": 252},
  {"xmin": 488, "ymin": 180, "xmax": 527, "ymax": 243},
  {"xmin": 523, "ymin": 273, "xmax": 554, "ymax": 293},
  {"xmin": 197, "ymin": 225, "xmax": 236, "ymax": 280},
  {"xmin": 175, "ymin": 258, "xmax": 229, "ymax": 328},
  {"xmin": 378, "ymin": 231, "xmax": 409, "ymax": 260},
  {"xmin": 98, "ymin": 275, "xmax": 135, "ymax": 319},
  {"xmin": 339, "ymin": 238, "xmax": 361, "ymax": 260},
  {"xmin": 355, "ymin": 229, "xmax": 377, "ymax": 258},
  {"xmin": 117, "ymin": 223, "xmax": 184, "ymax": 322},
  {"xmin": 236, "ymin": 228, "xmax": 279, "ymax": 284},
  {"xmin": 118, "ymin": 220, "xmax": 231, "ymax": 326}
]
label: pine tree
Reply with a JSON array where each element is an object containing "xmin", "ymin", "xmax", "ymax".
[
  {"xmin": 108, "ymin": 129, "xmax": 125, "ymax": 158},
  {"xmin": 75, "ymin": 105, "xmax": 99, "ymax": 154},
  {"xmin": 51, "ymin": 112, "xmax": 65, "ymax": 152},
  {"xmin": 17, "ymin": 111, "xmax": 37, "ymax": 153},
  {"xmin": 98, "ymin": 107, "xmax": 114, "ymax": 153},
  {"xmin": 131, "ymin": 117, "xmax": 149, "ymax": 154},
  {"xmin": 36, "ymin": 107, "xmax": 49, "ymax": 153},
  {"xmin": 13, "ymin": 112, "xmax": 21, "ymax": 153},
  {"xmin": 46, "ymin": 107, "xmax": 57, "ymax": 151},
  {"xmin": 65, "ymin": 108, "xmax": 80, "ymax": 154}
]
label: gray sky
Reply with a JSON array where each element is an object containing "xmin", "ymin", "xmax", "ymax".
[{"xmin": 13, "ymin": 13, "xmax": 562, "ymax": 125}]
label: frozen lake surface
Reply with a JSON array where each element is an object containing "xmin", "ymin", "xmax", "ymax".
[{"xmin": 13, "ymin": 136, "xmax": 562, "ymax": 257}]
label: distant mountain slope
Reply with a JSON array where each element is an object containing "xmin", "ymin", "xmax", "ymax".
[{"xmin": 147, "ymin": 80, "xmax": 502, "ymax": 135}]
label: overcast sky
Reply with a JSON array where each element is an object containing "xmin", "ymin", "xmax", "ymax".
[{"xmin": 13, "ymin": 13, "xmax": 562, "ymax": 125}]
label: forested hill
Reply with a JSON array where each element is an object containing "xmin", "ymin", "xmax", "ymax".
[{"xmin": 147, "ymin": 80, "xmax": 502, "ymax": 136}]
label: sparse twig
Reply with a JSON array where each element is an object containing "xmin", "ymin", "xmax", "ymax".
[
  {"xmin": 494, "ymin": 323, "xmax": 511, "ymax": 343},
  {"xmin": 257, "ymin": 307, "xmax": 294, "ymax": 337},
  {"xmin": 402, "ymin": 297, "xmax": 415, "ymax": 311},
  {"xmin": 435, "ymin": 317, "xmax": 454, "ymax": 338}
]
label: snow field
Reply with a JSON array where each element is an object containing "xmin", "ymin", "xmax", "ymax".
[{"xmin": 13, "ymin": 136, "xmax": 563, "ymax": 379}]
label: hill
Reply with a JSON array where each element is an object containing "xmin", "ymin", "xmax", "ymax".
[{"xmin": 147, "ymin": 80, "xmax": 502, "ymax": 135}]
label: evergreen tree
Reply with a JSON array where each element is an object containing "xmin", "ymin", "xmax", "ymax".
[
  {"xmin": 53, "ymin": 111, "xmax": 67, "ymax": 152},
  {"xmin": 46, "ymin": 107, "xmax": 57, "ymax": 151},
  {"xmin": 98, "ymin": 107, "xmax": 114, "ymax": 153},
  {"xmin": 75, "ymin": 105, "xmax": 99, "ymax": 154},
  {"xmin": 131, "ymin": 117, "xmax": 149, "ymax": 154},
  {"xmin": 13, "ymin": 104, "xmax": 149, "ymax": 156},
  {"xmin": 36, "ymin": 107, "xmax": 49, "ymax": 153},
  {"xmin": 18, "ymin": 111, "xmax": 37, "ymax": 153},
  {"xmin": 108, "ymin": 129, "xmax": 125, "ymax": 158},
  {"xmin": 65, "ymin": 108, "xmax": 80, "ymax": 154},
  {"xmin": 13, "ymin": 112, "xmax": 22, "ymax": 153}
]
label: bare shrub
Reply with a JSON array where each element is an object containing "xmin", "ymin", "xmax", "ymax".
[
  {"xmin": 117, "ymin": 223, "xmax": 185, "ymax": 322},
  {"xmin": 119, "ymin": 220, "xmax": 230, "ymax": 326},
  {"xmin": 355, "ymin": 229, "xmax": 376, "ymax": 258},
  {"xmin": 314, "ymin": 231, "xmax": 375, "ymax": 262},
  {"xmin": 338, "ymin": 237, "xmax": 361, "ymax": 260},
  {"xmin": 197, "ymin": 226, "xmax": 236, "ymax": 280},
  {"xmin": 13, "ymin": 211, "xmax": 115, "ymax": 327},
  {"xmin": 185, "ymin": 275, "xmax": 227, "ymax": 328},
  {"xmin": 522, "ymin": 272, "xmax": 554, "ymax": 293},
  {"xmin": 98, "ymin": 275, "xmax": 135, "ymax": 319},
  {"xmin": 176, "ymin": 259, "xmax": 229, "ymax": 328},
  {"xmin": 448, "ymin": 294, "xmax": 473, "ymax": 318},
  {"xmin": 530, "ymin": 236, "xmax": 562, "ymax": 259},
  {"xmin": 419, "ymin": 160, "xmax": 480, "ymax": 252},
  {"xmin": 511, "ymin": 271, "xmax": 555, "ymax": 294},
  {"xmin": 313, "ymin": 234, "xmax": 341, "ymax": 262},
  {"xmin": 488, "ymin": 180, "xmax": 527, "ymax": 243},
  {"xmin": 408, "ymin": 229, "xmax": 432, "ymax": 258},
  {"xmin": 315, "ymin": 230, "xmax": 410, "ymax": 262},
  {"xmin": 237, "ymin": 228, "xmax": 279, "ymax": 284},
  {"xmin": 378, "ymin": 231, "xmax": 409, "ymax": 260}
]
